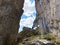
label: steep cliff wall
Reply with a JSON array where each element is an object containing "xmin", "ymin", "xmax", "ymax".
[
  {"xmin": 33, "ymin": 0, "xmax": 60, "ymax": 37},
  {"xmin": 34, "ymin": 0, "xmax": 50, "ymax": 34},
  {"xmin": 0, "ymin": 0, "xmax": 24, "ymax": 45}
]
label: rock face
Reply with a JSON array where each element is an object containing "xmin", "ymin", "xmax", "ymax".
[
  {"xmin": 0, "ymin": 0, "xmax": 24, "ymax": 45},
  {"xmin": 19, "ymin": 39, "xmax": 55, "ymax": 45},
  {"xmin": 33, "ymin": 0, "xmax": 60, "ymax": 36}
]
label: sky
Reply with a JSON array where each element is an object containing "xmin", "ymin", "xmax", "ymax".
[{"xmin": 18, "ymin": 0, "xmax": 36, "ymax": 32}]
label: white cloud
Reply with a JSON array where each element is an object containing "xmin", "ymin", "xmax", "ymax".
[
  {"xmin": 20, "ymin": 0, "xmax": 36, "ymax": 28},
  {"xmin": 19, "ymin": 0, "xmax": 36, "ymax": 32},
  {"xmin": 20, "ymin": 16, "xmax": 35, "ymax": 28},
  {"xmin": 23, "ymin": 0, "xmax": 36, "ymax": 16}
]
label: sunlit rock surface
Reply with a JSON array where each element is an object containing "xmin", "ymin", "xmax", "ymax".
[
  {"xmin": 0, "ymin": 0, "xmax": 24, "ymax": 45},
  {"xmin": 33, "ymin": 0, "xmax": 60, "ymax": 37},
  {"xmin": 19, "ymin": 39, "xmax": 55, "ymax": 45}
]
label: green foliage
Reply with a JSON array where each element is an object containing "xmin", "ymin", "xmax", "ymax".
[
  {"xmin": 17, "ymin": 27, "xmax": 41, "ymax": 42},
  {"xmin": 33, "ymin": 27, "xmax": 41, "ymax": 35},
  {"xmin": 18, "ymin": 27, "xmax": 41, "ymax": 39},
  {"xmin": 28, "ymin": 35, "xmax": 37, "ymax": 40},
  {"xmin": 33, "ymin": 30, "xmax": 41, "ymax": 35},
  {"xmin": 40, "ymin": 33, "xmax": 55, "ymax": 40},
  {"xmin": 45, "ymin": 33, "xmax": 53, "ymax": 38}
]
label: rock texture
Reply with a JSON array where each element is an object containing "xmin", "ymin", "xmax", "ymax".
[
  {"xmin": 0, "ymin": 0, "xmax": 24, "ymax": 45},
  {"xmin": 19, "ymin": 39, "xmax": 55, "ymax": 45},
  {"xmin": 33, "ymin": 0, "xmax": 60, "ymax": 36},
  {"xmin": 17, "ymin": 27, "xmax": 42, "ymax": 44}
]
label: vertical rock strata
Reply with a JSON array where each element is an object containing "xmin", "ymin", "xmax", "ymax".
[
  {"xmin": 0, "ymin": 0, "xmax": 24, "ymax": 45},
  {"xmin": 33, "ymin": 0, "xmax": 60, "ymax": 36}
]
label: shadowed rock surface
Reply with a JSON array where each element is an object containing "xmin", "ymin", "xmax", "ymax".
[{"xmin": 0, "ymin": 0, "xmax": 24, "ymax": 45}]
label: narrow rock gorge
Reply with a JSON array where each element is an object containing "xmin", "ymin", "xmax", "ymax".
[
  {"xmin": 0, "ymin": 0, "xmax": 24, "ymax": 45},
  {"xmin": 0, "ymin": 0, "xmax": 60, "ymax": 45}
]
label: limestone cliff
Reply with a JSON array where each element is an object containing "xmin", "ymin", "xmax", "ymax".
[
  {"xmin": 0, "ymin": 0, "xmax": 24, "ymax": 45},
  {"xmin": 33, "ymin": 0, "xmax": 60, "ymax": 37}
]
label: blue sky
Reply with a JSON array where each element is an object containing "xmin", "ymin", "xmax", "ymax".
[{"xmin": 18, "ymin": 0, "xmax": 36, "ymax": 32}]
